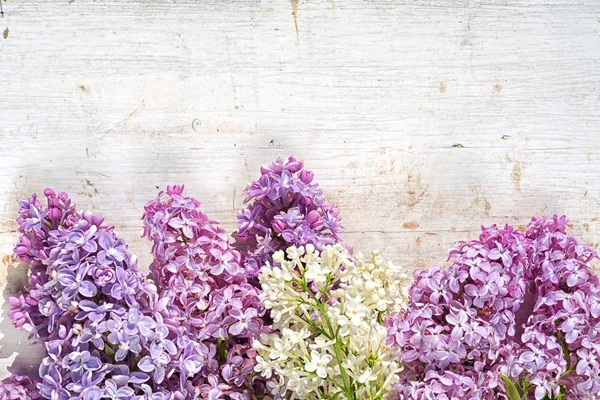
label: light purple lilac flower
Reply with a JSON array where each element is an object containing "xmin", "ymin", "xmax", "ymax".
[
  {"xmin": 387, "ymin": 215, "xmax": 600, "ymax": 400},
  {"xmin": 8, "ymin": 189, "xmax": 176, "ymax": 399},
  {"xmin": 141, "ymin": 184, "xmax": 270, "ymax": 397}
]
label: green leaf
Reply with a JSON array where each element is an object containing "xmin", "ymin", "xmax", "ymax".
[
  {"xmin": 104, "ymin": 342, "xmax": 115, "ymax": 357},
  {"xmin": 500, "ymin": 375, "xmax": 521, "ymax": 400},
  {"xmin": 330, "ymin": 391, "xmax": 343, "ymax": 400}
]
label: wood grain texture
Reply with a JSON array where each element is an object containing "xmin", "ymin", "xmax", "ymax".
[{"xmin": 1, "ymin": 0, "xmax": 600, "ymax": 379}]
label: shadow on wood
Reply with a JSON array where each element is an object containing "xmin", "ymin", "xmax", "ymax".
[{"xmin": 0, "ymin": 261, "xmax": 45, "ymax": 379}]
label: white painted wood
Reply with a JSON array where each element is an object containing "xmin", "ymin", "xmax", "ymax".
[{"xmin": 1, "ymin": 0, "xmax": 600, "ymax": 379}]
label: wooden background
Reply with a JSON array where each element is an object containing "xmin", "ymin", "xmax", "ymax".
[{"xmin": 1, "ymin": 0, "xmax": 599, "ymax": 379}]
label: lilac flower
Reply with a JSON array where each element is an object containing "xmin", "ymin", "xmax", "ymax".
[
  {"xmin": 76, "ymin": 301, "xmax": 114, "ymax": 323},
  {"xmin": 213, "ymin": 287, "xmax": 244, "ymax": 317},
  {"xmin": 178, "ymin": 343, "xmax": 204, "ymax": 387},
  {"xmin": 8, "ymin": 189, "xmax": 179, "ymax": 399},
  {"xmin": 114, "ymin": 336, "xmax": 143, "ymax": 362},
  {"xmin": 229, "ymin": 308, "xmax": 259, "ymax": 335},
  {"xmin": 236, "ymin": 205, "xmax": 264, "ymax": 236},
  {"xmin": 233, "ymin": 156, "xmax": 345, "ymax": 280},
  {"xmin": 588, "ymin": 292, "xmax": 600, "ymax": 318},
  {"xmin": 24, "ymin": 204, "xmax": 49, "ymax": 232},
  {"xmin": 446, "ymin": 310, "xmax": 471, "ymax": 340},
  {"xmin": 134, "ymin": 384, "xmax": 166, "ymax": 400},
  {"xmin": 148, "ymin": 324, "xmax": 177, "ymax": 357},
  {"xmin": 102, "ymin": 378, "xmax": 135, "ymax": 399},
  {"xmin": 209, "ymin": 249, "xmax": 238, "ymax": 276},
  {"xmin": 388, "ymin": 215, "xmax": 600, "ymax": 400},
  {"xmin": 199, "ymin": 375, "xmax": 229, "ymax": 400},
  {"xmin": 39, "ymin": 360, "xmax": 69, "ymax": 400},
  {"xmin": 65, "ymin": 225, "xmax": 99, "ymax": 253},
  {"xmin": 124, "ymin": 307, "xmax": 157, "ymax": 338},
  {"xmin": 141, "ymin": 185, "xmax": 271, "ymax": 397},
  {"xmin": 168, "ymin": 213, "xmax": 199, "ymax": 239},
  {"xmin": 66, "ymin": 368, "xmax": 105, "ymax": 399},
  {"xmin": 63, "ymin": 351, "xmax": 102, "ymax": 382},
  {"xmin": 138, "ymin": 353, "xmax": 170, "ymax": 383},
  {"xmin": 559, "ymin": 313, "xmax": 585, "ymax": 343},
  {"xmin": 79, "ymin": 322, "xmax": 105, "ymax": 350},
  {"xmin": 567, "ymin": 264, "xmax": 588, "ymax": 287},
  {"xmin": 58, "ymin": 265, "xmax": 98, "ymax": 300},
  {"xmin": 487, "ymin": 242, "xmax": 513, "ymax": 267},
  {"xmin": 90, "ymin": 265, "xmax": 116, "ymax": 287},
  {"xmin": 222, "ymin": 356, "xmax": 254, "ymax": 387},
  {"xmin": 97, "ymin": 232, "xmax": 127, "ymax": 264},
  {"xmin": 109, "ymin": 267, "xmax": 139, "ymax": 304}
]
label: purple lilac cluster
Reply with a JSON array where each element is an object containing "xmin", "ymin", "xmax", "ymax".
[
  {"xmin": 141, "ymin": 184, "xmax": 269, "ymax": 399},
  {"xmin": 0, "ymin": 375, "xmax": 40, "ymax": 399},
  {"xmin": 7, "ymin": 189, "xmax": 174, "ymax": 399},
  {"xmin": 234, "ymin": 156, "xmax": 344, "ymax": 279},
  {"xmin": 386, "ymin": 224, "xmax": 528, "ymax": 399},
  {"xmin": 386, "ymin": 216, "xmax": 600, "ymax": 400},
  {"xmin": 501, "ymin": 215, "xmax": 600, "ymax": 399}
]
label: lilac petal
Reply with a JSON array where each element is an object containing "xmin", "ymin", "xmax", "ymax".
[
  {"xmin": 82, "ymin": 387, "xmax": 102, "ymax": 400},
  {"xmin": 129, "ymin": 372, "xmax": 150, "ymax": 384},
  {"xmin": 164, "ymin": 340, "xmax": 177, "ymax": 355},
  {"xmin": 83, "ymin": 240, "xmax": 98, "ymax": 253},
  {"xmin": 154, "ymin": 367, "xmax": 166, "ymax": 384},
  {"xmin": 115, "ymin": 348, "xmax": 128, "ymax": 362},
  {"xmin": 576, "ymin": 359, "xmax": 589, "ymax": 375},
  {"xmin": 58, "ymin": 273, "xmax": 76, "ymax": 286},
  {"xmin": 150, "ymin": 343, "xmax": 162, "ymax": 359},
  {"xmin": 229, "ymin": 322, "xmax": 244, "ymax": 335},
  {"xmin": 168, "ymin": 218, "xmax": 185, "ymax": 229},
  {"xmin": 98, "ymin": 232, "xmax": 112, "ymax": 250},
  {"xmin": 85, "ymin": 357, "xmax": 102, "ymax": 371},
  {"xmin": 487, "ymin": 249, "xmax": 501, "ymax": 260},
  {"xmin": 79, "ymin": 281, "xmax": 98, "ymax": 297},
  {"xmin": 138, "ymin": 357, "xmax": 155, "ymax": 373}
]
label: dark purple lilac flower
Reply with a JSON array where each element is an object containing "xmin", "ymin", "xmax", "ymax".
[
  {"xmin": 233, "ymin": 156, "xmax": 345, "ymax": 279},
  {"xmin": 0, "ymin": 375, "xmax": 41, "ymax": 399}
]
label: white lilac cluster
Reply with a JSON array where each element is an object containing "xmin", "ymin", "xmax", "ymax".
[{"xmin": 252, "ymin": 244, "xmax": 408, "ymax": 400}]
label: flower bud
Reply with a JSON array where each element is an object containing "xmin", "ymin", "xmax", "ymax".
[
  {"xmin": 272, "ymin": 219, "xmax": 286, "ymax": 233},
  {"xmin": 299, "ymin": 170, "xmax": 314, "ymax": 184},
  {"xmin": 306, "ymin": 210, "xmax": 322, "ymax": 228},
  {"xmin": 166, "ymin": 184, "xmax": 185, "ymax": 196}
]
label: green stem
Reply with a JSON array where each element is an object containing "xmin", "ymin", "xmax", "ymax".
[
  {"xmin": 297, "ymin": 278, "xmax": 354, "ymax": 400},
  {"xmin": 217, "ymin": 338, "xmax": 228, "ymax": 365},
  {"xmin": 317, "ymin": 302, "xmax": 354, "ymax": 400}
]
